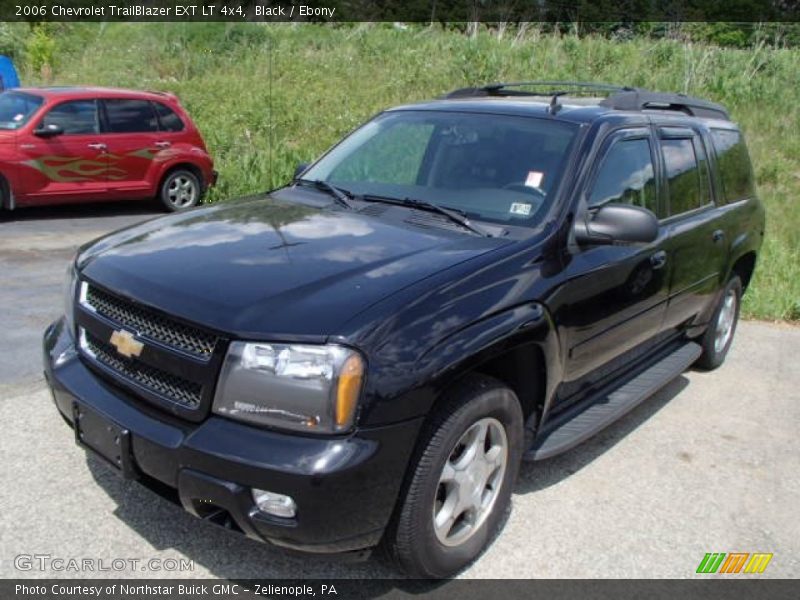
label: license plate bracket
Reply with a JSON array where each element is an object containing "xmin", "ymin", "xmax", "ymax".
[{"xmin": 72, "ymin": 402, "xmax": 137, "ymax": 479}]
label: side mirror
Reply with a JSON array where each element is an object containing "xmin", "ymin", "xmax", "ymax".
[
  {"xmin": 34, "ymin": 123, "xmax": 64, "ymax": 138},
  {"xmin": 293, "ymin": 162, "xmax": 309, "ymax": 181},
  {"xmin": 574, "ymin": 203, "xmax": 658, "ymax": 246}
]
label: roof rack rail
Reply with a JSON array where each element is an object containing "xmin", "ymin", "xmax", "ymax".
[
  {"xmin": 444, "ymin": 81, "xmax": 632, "ymax": 99},
  {"xmin": 442, "ymin": 81, "xmax": 730, "ymax": 121}
]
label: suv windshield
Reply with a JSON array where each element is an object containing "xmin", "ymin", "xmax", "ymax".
[
  {"xmin": 302, "ymin": 110, "xmax": 578, "ymax": 226},
  {"xmin": 0, "ymin": 91, "xmax": 44, "ymax": 130}
]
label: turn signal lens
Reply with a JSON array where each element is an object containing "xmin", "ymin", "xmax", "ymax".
[{"xmin": 336, "ymin": 354, "xmax": 364, "ymax": 428}]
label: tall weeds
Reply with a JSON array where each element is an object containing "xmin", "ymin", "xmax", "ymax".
[{"xmin": 23, "ymin": 23, "xmax": 800, "ymax": 320}]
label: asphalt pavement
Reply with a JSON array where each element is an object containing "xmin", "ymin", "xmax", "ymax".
[{"xmin": 1, "ymin": 203, "xmax": 798, "ymax": 580}]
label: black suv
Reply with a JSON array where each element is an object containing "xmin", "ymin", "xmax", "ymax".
[{"xmin": 44, "ymin": 82, "xmax": 764, "ymax": 578}]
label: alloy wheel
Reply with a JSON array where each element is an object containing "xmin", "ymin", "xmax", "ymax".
[
  {"xmin": 432, "ymin": 417, "xmax": 508, "ymax": 547},
  {"xmin": 166, "ymin": 175, "xmax": 198, "ymax": 209},
  {"xmin": 714, "ymin": 289, "xmax": 737, "ymax": 354}
]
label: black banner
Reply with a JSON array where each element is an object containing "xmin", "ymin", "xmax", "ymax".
[
  {"xmin": 4, "ymin": 0, "xmax": 800, "ymax": 23},
  {"xmin": 2, "ymin": 579, "xmax": 799, "ymax": 600}
]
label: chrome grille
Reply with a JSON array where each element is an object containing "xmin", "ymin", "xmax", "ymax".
[
  {"xmin": 80, "ymin": 329, "xmax": 202, "ymax": 408},
  {"xmin": 83, "ymin": 284, "xmax": 217, "ymax": 359}
]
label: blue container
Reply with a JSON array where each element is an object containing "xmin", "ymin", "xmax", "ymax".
[{"xmin": 0, "ymin": 55, "xmax": 21, "ymax": 91}]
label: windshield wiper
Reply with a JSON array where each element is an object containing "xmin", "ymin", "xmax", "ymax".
[
  {"xmin": 404, "ymin": 198, "xmax": 492, "ymax": 237},
  {"xmin": 359, "ymin": 194, "xmax": 491, "ymax": 237},
  {"xmin": 295, "ymin": 179, "xmax": 355, "ymax": 210}
]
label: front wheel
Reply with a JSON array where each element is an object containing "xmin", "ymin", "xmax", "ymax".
[
  {"xmin": 695, "ymin": 276, "xmax": 742, "ymax": 370},
  {"xmin": 0, "ymin": 178, "xmax": 12, "ymax": 221},
  {"xmin": 159, "ymin": 169, "xmax": 202, "ymax": 212},
  {"xmin": 387, "ymin": 374, "xmax": 524, "ymax": 578}
]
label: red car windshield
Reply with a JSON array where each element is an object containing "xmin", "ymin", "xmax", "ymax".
[{"xmin": 0, "ymin": 91, "xmax": 44, "ymax": 130}]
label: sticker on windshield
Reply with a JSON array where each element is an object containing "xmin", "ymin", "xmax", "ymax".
[
  {"xmin": 509, "ymin": 202, "xmax": 532, "ymax": 216},
  {"xmin": 525, "ymin": 171, "xmax": 544, "ymax": 188}
]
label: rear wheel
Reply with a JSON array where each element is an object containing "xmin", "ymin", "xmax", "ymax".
[
  {"xmin": 387, "ymin": 374, "xmax": 524, "ymax": 578},
  {"xmin": 159, "ymin": 169, "xmax": 202, "ymax": 212},
  {"xmin": 695, "ymin": 276, "xmax": 742, "ymax": 370}
]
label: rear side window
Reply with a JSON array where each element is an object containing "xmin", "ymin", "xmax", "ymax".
[
  {"xmin": 104, "ymin": 99, "xmax": 158, "ymax": 133},
  {"xmin": 662, "ymin": 138, "xmax": 710, "ymax": 215},
  {"xmin": 711, "ymin": 129, "xmax": 756, "ymax": 203},
  {"xmin": 588, "ymin": 137, "xmax": 659, "ymax": 215},
  {"xmin": 153, "ymin": 101, "xmax": 185, "ymax": 132},
  {"xmin": 41, "ymin": 100, "xmax": 99, "ymax": 135}
]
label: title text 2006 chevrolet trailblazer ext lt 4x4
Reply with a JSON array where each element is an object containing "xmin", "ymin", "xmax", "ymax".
[{"xmin": 44, "ymin": 82, "xmax": 764, "ymax": 578}]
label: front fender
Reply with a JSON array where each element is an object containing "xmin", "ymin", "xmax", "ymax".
[{"xmin": 358, "ymin": 302, "xmax": 562, "ymax": 428}]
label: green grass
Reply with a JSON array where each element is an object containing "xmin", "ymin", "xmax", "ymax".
[{"xmin": 19, "ymin": 22, "xmax": 800, "ymax": 320}]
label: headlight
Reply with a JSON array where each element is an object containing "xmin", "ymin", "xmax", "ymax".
[
  {"xmin": 63, "ymin": 260, "xmax": 79, "ymax": 336},
  {"xmin": 212, "ymin": 342, "xmax": 365, "ymax": 434}
]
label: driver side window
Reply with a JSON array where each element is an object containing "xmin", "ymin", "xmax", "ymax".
[
  {"xmin": 41, "ymin": 100, "xmax": 99, "ymax": 135},
  {"xmin": 589, "ymin": 137, "xmax": 658, "ymax": 215}
]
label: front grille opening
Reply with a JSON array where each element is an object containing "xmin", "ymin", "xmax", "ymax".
[
  {"xmin": 81, "ymin": 329, "xmax": 202, "ymax": 409},
  {"xmin": 192, "ymin": 501, "xmax": 244, "ymax": 533},
  {"xmin": 83, "ymin": 284, "xmax": 218, "ymax": 360}
]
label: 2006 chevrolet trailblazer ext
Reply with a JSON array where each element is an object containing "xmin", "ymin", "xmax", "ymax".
[{"xmin": 44, "ymin": 82, "xmax": 764, "ymax": 578}]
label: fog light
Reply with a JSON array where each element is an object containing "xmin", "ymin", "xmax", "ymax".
[{"xmin": 251, "ymin": 489, "xmax": 296, "ymax": 518}]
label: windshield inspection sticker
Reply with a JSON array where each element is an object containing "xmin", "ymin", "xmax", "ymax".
[
  {"xmin": 510, "ymin": 202, "xmax": 532, "ymax": 216},
  {"xmin": 525, "ymin": 171, "xmax": 544, "ymax": 188}
]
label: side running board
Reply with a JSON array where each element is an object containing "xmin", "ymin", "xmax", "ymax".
[{"xmin": 526, "ymin": 342, "xmax": 702, "ymax": 461}]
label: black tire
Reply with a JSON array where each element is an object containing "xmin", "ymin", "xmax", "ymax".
[
  {"xmin": 695, "ymin": 276, "xmax": 742, "ymax": 370},
  {"xmin": 0, "ymin": 177, "xmax": 11, "ymax": 221},
  {"xmin": 386, "ymin": 374, "xmax": 524, "ymax": 578},
  {"xmin": 158, "ymin": 169, "xmax": 202, "ymax": 212}
]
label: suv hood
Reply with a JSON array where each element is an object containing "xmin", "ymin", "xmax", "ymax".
[{"xmin": 80, "ymin": 196, "xmax": 509, "ymax": 339}]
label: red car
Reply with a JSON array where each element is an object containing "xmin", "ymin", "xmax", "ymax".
[{"xmin": 0, "ymin": 87, "xmax": 216, "ymax": 213}]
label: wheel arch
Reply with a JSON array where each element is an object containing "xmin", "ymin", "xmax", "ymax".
[
  {"xmin": 156, "ymin": 162, "xmax": 205, "ymax": 196},
  {"xmin": 452, "ymin": 341, "xmax": 546, "ymax": 422},
  {"xmin": 730, "ymin": 250, "xmax": 757, "ymax": 292}
]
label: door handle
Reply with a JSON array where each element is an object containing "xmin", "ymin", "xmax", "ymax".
[
  {"xmin": 650, "ymin": 250, "xmax": 667, "ymax": 270},
  {"xmin": 712, "ymin": 229, "xmax": 725, "ymax": 243},
  {"xmin": 154, "ymin": 141, "xmax": 171, "ymax": 148},
  {"xmin": 87, "ymin": 143, "xmax": 107, "ymax": 150}
]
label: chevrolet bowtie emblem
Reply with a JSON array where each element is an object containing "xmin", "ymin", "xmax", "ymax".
[{"xmin": 109, "ymin": 329, "xmax": 144, "ymax": 358}]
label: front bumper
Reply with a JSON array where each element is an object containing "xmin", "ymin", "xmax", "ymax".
[{"xmin": 43, "ymin": 318, "xmax": 421, "ymax": 554}]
